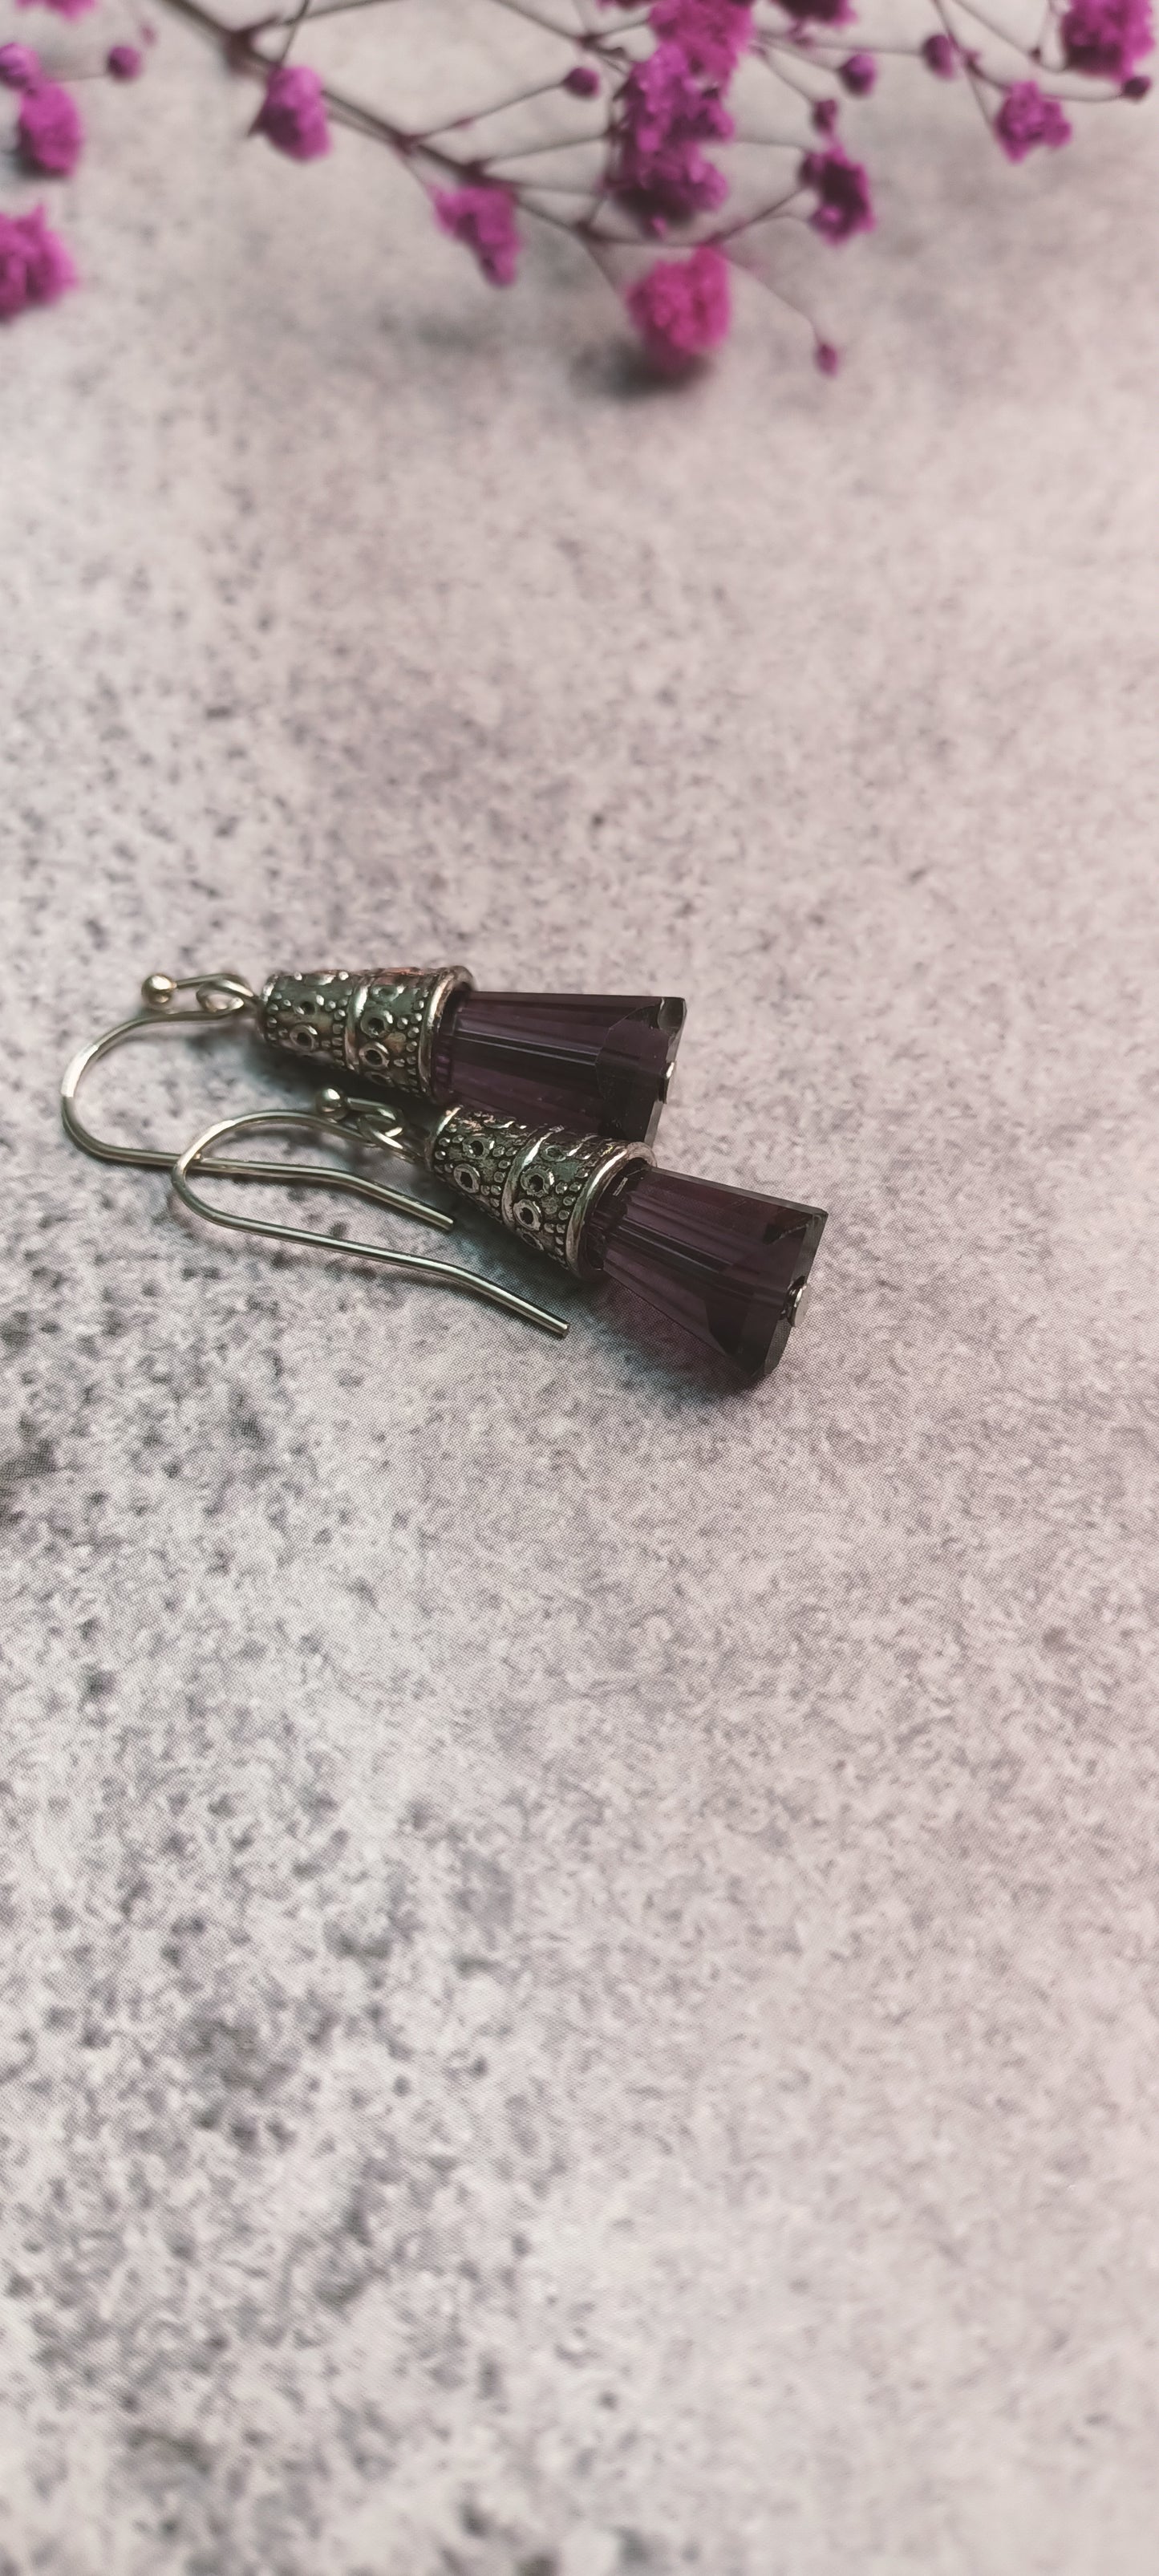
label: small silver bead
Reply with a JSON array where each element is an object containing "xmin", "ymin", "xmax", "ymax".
[
  {"xmin": 141, "ymin": 972, "xmax": 176, "ymax": 1010},
  {"xmin": 314, "ymin": 1087, "xmax": 345, "ymax": 1118}
]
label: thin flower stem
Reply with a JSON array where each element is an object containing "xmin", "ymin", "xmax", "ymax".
[
  {"xmin": 275, "ymin": 0, "xmax": 312, "ymax": 69},
  {"xmin": 1032, "ymin": 0, "xmax": 1058, "ymax": 53},
  {"xmin": 514, "ymin": 180, "xmax": 603, "ymax": 192},
  {"xmin": 488, "ymin": 126, "xmax": 606, "ymax": 160},
  {"xmin": 749, "ymin": 38, "xmax": 828, "ymax": 103},
  {"xmin": 713, "ymin": 183, "xmax": 801, "ymax": 238},
  {"xmin": 484, "ymin": 0, "xmax": 582, "ymax": 44},
  {"xmin": 946, "ymin": 0, "xmax": 1054, "ymax": 53},
  {"xmin": 417, "ymin": 73, "xmax": 582, "ymax": 136},
  {"xmin": 283, "ymin": 0, "xmax": 411, "ymax": 18},
  {"xmin": 726, "ymin": 247, "xmax": 829, "ymax": 348},
  {"xmin": 931, "ymin": 0, "xmax": 997, "ymax": 133},
  {"xmin": 766, "ymin": 34, "xmax": 945, "ymax": 54}
]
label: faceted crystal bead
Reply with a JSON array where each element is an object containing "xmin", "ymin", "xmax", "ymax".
[
  {"xmin": 432, "ymin": 991, "xmax": 685, "ymax": 1146},
  {"xmin": 587, "ymin": 1165, "xmax": 827, "ymax": 1377}
]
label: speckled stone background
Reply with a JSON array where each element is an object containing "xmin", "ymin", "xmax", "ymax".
[{"xmin": 2, "ymin": 11, "xmax": 1158, "ymax": 2570}]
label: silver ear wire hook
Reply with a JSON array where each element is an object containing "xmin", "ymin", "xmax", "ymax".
[
  {"xmin": 60, "ymin": 972, "xmax": 452, "ymax": 1233},
  {"xmin": 171, "ymin": 1111, "xmax": 569, "ymax": 1340}
]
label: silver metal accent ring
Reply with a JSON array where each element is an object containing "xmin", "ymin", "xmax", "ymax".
[
  {"xmin": 416, "ymin": 963, "xmax": 473, "ymax": 1094},
  {"xmin": 344, "ymin": 978, "xmax": 371, "ymax": 1073},
  {"xmin": 564, "ymin": 1140, "xmax": 653, "ymax": 1279},
  {"xmin": 499, "ymin": 1129, "xmax": 566, "ymax": 1236},
  {"xmin": 423, "ymin": 1104, "xmax": 464, "ymax": 1170}
]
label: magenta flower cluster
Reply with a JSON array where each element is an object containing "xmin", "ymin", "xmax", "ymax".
[
  {"xmin": 0, "ymin": 0, "xmax": 1153, "ymax": 362},
  {"xmin": 800, "ymin": 144, "xmax": 874, "ymax": 244},
  {"xmin": 0, "ymin": 39, "xmax": 41, "ymax": 82},
  {"xmin": 627, "ymin": 240, "xmax": 731, "ymax": 360},
  {"xmin": 1062, "ymin": 0, "xmax": 1153, "ymax": 77},
  {"xmin": 252, "ymin": 62, "xmax": 330, "ymax": 160},
  {"xmin": 647, "ymin": 0, "xmax": 753, "ymax": 83},
  {"xmin": 435, "ymin": 184, "xmax": 521, "ymax": 286},
  {"xmin": 610, "ymin": 40, "xmax": 736, "ymax": 226},
  {"xmin": 16, "ymin": 76, "xmax": 83, "ymax": 171},
  {"xmin": 0, "ymin": 201, "xmax": 74, "ymax": 316},
  {"xmin": 995, "ymin": 81, "xmax": 1073, "ymax": 157},
  {"xmin": 14, "ymin": 0, "xmax": 95, "ymax": 22}
]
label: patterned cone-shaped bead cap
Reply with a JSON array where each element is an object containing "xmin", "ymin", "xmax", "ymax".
[{"xmin": 427, "ymin": 1106, "xmax": 652, "ymax": 1280}]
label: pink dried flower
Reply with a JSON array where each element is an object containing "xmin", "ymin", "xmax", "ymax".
[
  {"xmin": 435, "ymin": 183, "xmax": 521, "ymax": 285},
  {"xmin": 800, "ymin": 144, "xmax": 874, "ymax": 241},
  {"xmin": 647, "ymin": 0, "xmax": 752, "ymax": 83},
  {"xmin": 253, "ymin": 63, "xmax": 330, "ymax": 161},
  {"xmin": 613, "ymin": 40, "xmax": 731, "ymax": 225},
  {"xmin": 0, "ymin": 223, "xmax": 30, "ymax": 320},
  {"xmin": 0, "ymin": 0, "xmax": 1141, "ymax": 379},
  {"xmin": 789, "ymin": 0, "xmax": 856, "ymax": 26},
  {"xmin": 17, "ymin": 81, "xmax": 84, "ymax": 176},
  {"xmin": 922, "ymin": 31, "xmax": 958, "ymax": 75},
  {"xmin": 16, "ymin": 198, "xmax": 75, "ymax": 296},
  {"xmin": 0, "ymin": 39, "xmax": 42, "ymax": 86},
  {"xmin": 838, "ymin": 50, "xmax": 877, "ymax": 92},
  {"xmin": 0, "ymin": 202, "xmax": 75, "ymax": 318},
  {"xmin": 1060, "ymin": 0, "xmax": 1153, "ymax": 76},
  {"xmin": 626, "ymin": 242, "xmax": 731, "ymax": 364},
  {"xmin": 995, "ymin": 79, "xmax": 1072, "ymax": 154}
]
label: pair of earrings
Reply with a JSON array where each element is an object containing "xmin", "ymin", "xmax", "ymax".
[{"xmin": 62, "ymin": 957, "xmax": 826, "ymax": 1379}]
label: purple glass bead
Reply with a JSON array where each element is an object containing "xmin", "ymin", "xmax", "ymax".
[
  {"xmin": 587, "ymin": 1165, "xmax": 826, "ymax": 1377},
  {"xmin": 432, "ymin": 991, "xmax": 685, "ymax": 1146}
]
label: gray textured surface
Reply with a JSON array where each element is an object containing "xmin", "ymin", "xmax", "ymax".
[{"xmin": 2, "ymin": 14, "xmax": 1159, "ymax": 2570}]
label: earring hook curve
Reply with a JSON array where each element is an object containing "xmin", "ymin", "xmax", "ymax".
[
  {"xmin": 60, "ymin": 981, "xmax": 453, "ymax": 1234},
  {"xmin": 171, "ymin": 1111, "xmax": 569, "ymax": 1340}
]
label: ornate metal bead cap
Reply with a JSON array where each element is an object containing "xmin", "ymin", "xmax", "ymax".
[
  {"xmin": 427, "ymin": 1106, "xmax": 654, "ymax": 1280},
  {"xmin": 261, "ymin": 965, "xmax": 472, "ymax": 1097},
  {"xmin": 260, "ymin": 966, "xmax": 357, "ymax": 1070}
]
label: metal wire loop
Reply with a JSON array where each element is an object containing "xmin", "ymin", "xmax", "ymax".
[
  {"xmin": 172, "ymin": 1111, "xmax": 569, "ymax": 1339},
  {"xmin": 59, "ymin": 975, "xmax": 451, "ymax": 1232}
]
